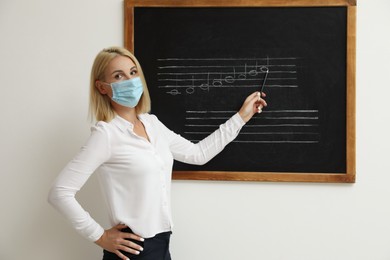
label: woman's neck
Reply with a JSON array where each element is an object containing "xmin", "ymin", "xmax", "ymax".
[{"xmin": 113, "ymin": 104, "xmax": 138, "ymax": 124}]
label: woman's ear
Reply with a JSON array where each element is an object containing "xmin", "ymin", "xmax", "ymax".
[{"xmin": 95, "ymin": 80, "xmax": 108, "ymax": 95}]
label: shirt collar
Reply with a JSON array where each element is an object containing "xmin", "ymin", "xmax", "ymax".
[
  {"xmin": 111, "ymin": 115, "xmax": 134, "ymax": 132},
  {"xmin": 111, "ymin": 114, "xmax": 148, "ymax": 132}
]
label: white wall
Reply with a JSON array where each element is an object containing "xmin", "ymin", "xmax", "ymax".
[{"xmin": 0, "ymin": 0, "xmax": 389, "ymax": 259}]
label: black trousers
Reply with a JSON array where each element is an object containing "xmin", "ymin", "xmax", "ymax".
[{"xmin": 102, "ymin": 228, "xmax": 172, "ymax": 260}]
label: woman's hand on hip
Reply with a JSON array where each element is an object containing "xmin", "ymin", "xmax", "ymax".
[
  {"xmin": 238, "ymin": 91, "xmax": 267, "ymax": 123},
  {"xmin": 95, "ymin": 224, "xmax": 145, "ymax": 260}
]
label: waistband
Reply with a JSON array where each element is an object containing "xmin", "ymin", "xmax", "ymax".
[{"xmin": 121, "ymin": 227, "xmax": 172, "ymax": 240}]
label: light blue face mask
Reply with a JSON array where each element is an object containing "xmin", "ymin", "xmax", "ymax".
[{"xmin": 108, "ymin": 77, "xmax": 144, "ymax": 108}]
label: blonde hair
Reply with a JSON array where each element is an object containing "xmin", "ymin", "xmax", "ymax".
[{"xmin": 89, "ymin": 46, "xmax": 151, "ymax": 122}]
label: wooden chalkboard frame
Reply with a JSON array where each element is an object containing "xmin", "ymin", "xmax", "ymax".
[{"xmin": 124, "ymin": 0, "xmax": 356, "ymax": 183}]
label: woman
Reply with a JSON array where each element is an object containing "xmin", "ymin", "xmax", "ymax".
[{"xmin": 48, "ymin": 46, "xmax": 267, "ymax": 260}]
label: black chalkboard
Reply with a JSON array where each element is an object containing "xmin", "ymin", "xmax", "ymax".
[{"xmin": 126, "ymin": 1, "xmax": 356, "ymax": 182}]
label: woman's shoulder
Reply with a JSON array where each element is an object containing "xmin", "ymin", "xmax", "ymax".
[
  {"xmin": 92, "ymin": 120, "xmax": 110, "ymax": 130},
  {"xmin": 140, "ymin": 113, "xmax": 171, "ymax": 131},
  {"xmin": 139, "ymin": 113, "xmax": 159, "ymax": 123},
  {"xmin": 89, "ymin": 121, "xmax": 112, "ymax": 138}
]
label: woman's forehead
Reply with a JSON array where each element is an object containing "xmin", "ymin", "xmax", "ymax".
[{"xmin": 107, "ymin": 55, "xmax": 136, "ymax": 71}]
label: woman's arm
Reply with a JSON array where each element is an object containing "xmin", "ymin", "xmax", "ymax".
[
  {"xmin": 48, "ymin": 123, "xmax": 145, "ymax": 259},
  {"xmin": 158, "ymin": 91, "xmax": 267, "ymax": 165},
  {"xmin": 47, "ymin": 123, "xmax": 111, "ymax": 241}
]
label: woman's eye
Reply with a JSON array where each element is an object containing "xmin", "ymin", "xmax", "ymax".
[
  {"xmin": 114, "ymin": 74, "xmax": 123, "ymax": 80},
  {"xmin": 130, "ymin": 70, "xmax": 138, "ymax": 76}
]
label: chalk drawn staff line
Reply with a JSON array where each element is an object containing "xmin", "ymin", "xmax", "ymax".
[
  {"xmin": 157, "ymin": 77, "xmax": 298, "ymax": 81},
  {"xmin": 232, "ymin": 140, "xmax": 320, "ymax": 144},
  {"xmin": 185, "ymin": 117, "xmax": 319, "ymax": 120},
  {"xmin": 185, "ymin": 131, "xmax": 319, "ymax": 135},
  {"xmin": 185, "ymin": 110, "xmax": 319, "ymax": 113},
  {"xmin": 158, "ymin": 64, "xmax": 296, "ymax": 69},
  {"xmin": 157, "ymin": 57, "xmax": 299, "ymax": 61},
  {"xmin": 158, "ymin": 71, "xmax": 297, "ymax": 75},
  {"xmin": 185, "ymin": 124, "xmax": 319, "ymax": 127},
  {"xmin": 159, "ymin": 84, "xmax": 299, "ymax": 88},
  {"xmin": 187, "ymin": 140, "xmax": 320, "ymax": 144}
]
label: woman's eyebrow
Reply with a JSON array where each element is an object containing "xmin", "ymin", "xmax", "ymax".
[
  {"xmin": 111, "ymin": 66, "xmax": 137, "ymax": 76},
  {"xmin": 111, "ymin": 69, "xmax": 124, "ymax": 75}
]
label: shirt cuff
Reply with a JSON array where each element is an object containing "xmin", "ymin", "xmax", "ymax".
[
  {"xmin": 232, "ymin": 112, "xmax": 246, "ymax": 128},
  {"xmin": 88, "ymin": 225, "xmax": 105, "ymax": 242}
]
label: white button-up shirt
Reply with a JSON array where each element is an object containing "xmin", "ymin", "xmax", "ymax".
[{"xmin": 48, "ymin": 113, "xmax": 245, "ymax": 241}]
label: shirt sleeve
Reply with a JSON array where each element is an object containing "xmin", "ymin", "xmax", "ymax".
[
  {"xmin": 48, "ymin": 122, "xmax": 111, "ymax": 242},
  {"xmin": 156, "ymin": 113, "xmax": 246, "ymax": 165}
]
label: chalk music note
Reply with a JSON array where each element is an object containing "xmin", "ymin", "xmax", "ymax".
[
  {"xmin": 212, "ymin": 73, "xmax": 223, "ymax": 87},
  {"xmin": 167, "ymin": 89, "xmax": 181, "ymax": 95},
  {"xmin": 199, "ymin": 72, "xmax": 210, "ymax": 92},
  {"xmin": 224, "ymin": 67, "xmax": 236, "ymax": 83},
  {"xmin": 248, "ymin": 61, "xmax": 259, "ymax": 76},
  {"xmin": 186, "ymin": 76, "xmax": 195, "ymax": 94},
  {"xmin": 238, "ymin": 63, "xmax": 247, "ymax": 80},
  {"xmin": 166, "ymin": 75, "xmax": 182, "ymax": 95}
]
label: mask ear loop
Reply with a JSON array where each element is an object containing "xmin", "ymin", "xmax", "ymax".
[
  {"xmin": 95, "ymin": 80, "xmax": 112, "ymax": 95},
  {"xmin": 96, "ymin": 80, "xmax": 112, "ymax": 87}
]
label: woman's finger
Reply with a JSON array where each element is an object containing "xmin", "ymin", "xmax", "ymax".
[
  {"xmin": 114, "ymin": 224, "xmax": 128, "ymax": 230},
  {"xmin": 250, "ymin": 91, "xmax": 260, "ymax": 98},
  {"xmin": 244, "ymin": 91, "xmax": 260, "ymax": 103},
  {"xmin": 259, "ymin": 98, "xmax": 267, "ymax": 107},
  {"xmin": 122, "ymin": 239, "xmax": 144, "ymax": 252},
  {"xmin": 114, "ymin": 249, "xmax": 130, "ymax": 260},
  {"xmin": 123, "ymin": 232, "xmax": 145, "ymax": 242},
  {"xmin": 118, "ymin": 243, "xmax": 141, "ymax": 255}
]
